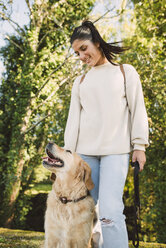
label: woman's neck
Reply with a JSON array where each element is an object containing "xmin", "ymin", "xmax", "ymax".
[{"xmin": 94, "ymin": 57, "xmax": 109, "ymax": 67}]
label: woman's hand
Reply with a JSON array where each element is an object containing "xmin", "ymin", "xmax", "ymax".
[{"xmin": 132, "ymin": 150, "xmax": 146, "ymax": 172}]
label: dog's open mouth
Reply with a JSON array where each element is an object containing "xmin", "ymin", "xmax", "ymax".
[{"xmin": 42, "ymin": 149, "xmax": 64, "ymax": 167}]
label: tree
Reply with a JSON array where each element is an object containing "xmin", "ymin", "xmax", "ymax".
[
  {"xmin": 0, "ymin": 0, "xmax": 95, "ymax": 227},
  {"xmin": 120, "ymin": 0, "xmax": 165, "ymax": 242}
]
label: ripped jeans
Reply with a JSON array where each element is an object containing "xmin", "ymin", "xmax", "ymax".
[{"xmin": 79, "ymin": 153, "xmax": 130, "ymax": 248}]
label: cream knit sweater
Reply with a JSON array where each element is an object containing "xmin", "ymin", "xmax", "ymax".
[{"xmin": 64, "ymin": 62, "xmax": 149, "ymax": 155}]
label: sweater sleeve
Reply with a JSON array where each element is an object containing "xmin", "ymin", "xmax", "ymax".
[
  {"xmin": 64, "ymin": 76, "xmax": 81, "ymax": 152},
  {"xmin": 124, "ymin": 64, "xmax": 149, "ymax": 151}
]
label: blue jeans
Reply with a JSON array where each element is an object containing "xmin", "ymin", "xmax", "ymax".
[{"xmin": 79, "ymin": 153, "xmax": 130, "ymax": 248}]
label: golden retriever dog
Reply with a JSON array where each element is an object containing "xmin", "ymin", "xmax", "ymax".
[{"xmin": 42, "ymin": 142, "xmax": 95, "ymax": 248}]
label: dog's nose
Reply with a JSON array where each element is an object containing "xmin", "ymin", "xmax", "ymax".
[
  {"xmin": 46, "ymin": 141, "xmax": 54, "ymax": 150},
  {"xmin": 48, "ymin": 141, "xmax": 54, "ymax": 145}
]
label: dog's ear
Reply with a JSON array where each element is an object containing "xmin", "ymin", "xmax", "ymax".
[
  {"xmin": 50, "ymin": 173, "xmax": 56, "ymax": 182},
  {"xmin": 82, "ymin": 161, "xmax": 94, "ymax": 190}
]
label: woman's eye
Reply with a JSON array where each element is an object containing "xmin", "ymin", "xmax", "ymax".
[
  {"xmin": 66, "ymin": 150, "xmax": 72, "ymax": 154},
  {"xmin": 82, "ymin": 47, "xmax": 86, "ymax": 51}
]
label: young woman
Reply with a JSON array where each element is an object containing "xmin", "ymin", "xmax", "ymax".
[{"xmin": 64, "ymin": 20, "xmax": 149, "ymax": 248}]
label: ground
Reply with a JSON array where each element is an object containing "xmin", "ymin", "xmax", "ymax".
[{"xmin": 0, "ymin": 228, "xmax": 166, "ymax": 248}]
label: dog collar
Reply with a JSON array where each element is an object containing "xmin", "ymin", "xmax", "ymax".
[{"xmin": 59, "ymin": 191, "xmax": 89, "ymax": 204}]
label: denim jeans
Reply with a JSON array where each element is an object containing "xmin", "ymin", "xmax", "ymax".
[{"xmin": 79, "ymin": 153, "xmax": 130, "ymax": 248}]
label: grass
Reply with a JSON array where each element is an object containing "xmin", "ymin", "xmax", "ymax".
[
  {"xmin": 0, "ymin": 228, "xmax": 166, "ymax": 248},
  {"xmin": 129, "ymin": 242, "xmax": 166, "ymax": 248},
  {"xmin": 24, "ymin": 163, "xmax": 52, "ymax": 196},
  {"xmin": 25, "ymin": 182, "xmax": 52, "ymax": 195},
  {"xmin": 0, "ymin": 228, "xmax": 44, "ymax": 248}
]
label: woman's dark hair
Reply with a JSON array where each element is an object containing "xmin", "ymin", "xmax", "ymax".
[{"xmin": 70, "ymin": 20, "xmax": 129, "ymax": 65}]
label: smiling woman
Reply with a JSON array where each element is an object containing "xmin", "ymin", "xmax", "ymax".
[{"xmin": 64, "ymin": 20, "xmax": 149, "ymax": 248}]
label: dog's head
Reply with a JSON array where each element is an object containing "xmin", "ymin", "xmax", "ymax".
[{"xmin": 42, "ymin": 142, "xmax": 94, "ymax": 190}]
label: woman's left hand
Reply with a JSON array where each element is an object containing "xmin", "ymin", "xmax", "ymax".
[{"xmin": 132, "ymin": 150, "xmax": 146, "ymax": 172}]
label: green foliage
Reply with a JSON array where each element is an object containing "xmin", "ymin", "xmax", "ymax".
[
  {"xmin": 0, "ymin": 0, "xmax": 95, "ymax": 228},
  {"xmin": 121, "ymin": 0, "xmax": 166, "ymax": 243},
  {"xmin": 0, "ymin": 0, "xmax": 165, "ymax": 243}
]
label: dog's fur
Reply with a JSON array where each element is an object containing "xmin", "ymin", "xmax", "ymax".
[{"xmin": 43, "ymin": 142, "xmax": 95, "ymax": 248}]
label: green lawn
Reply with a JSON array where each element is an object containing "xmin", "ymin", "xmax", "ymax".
[
  {"xmin": 25, "ymin": 182, "xmax": 52, "ymax": 195},
  {"xmin": 0, "ymin": 228, "xmax": 166, "ymax": 248},
  {"xmin": 129, "ymin": 242, "xmax": 166, "ymax": 248},
  {"xmin": 0, "ymin": 228, "xmax": 44, "ymax": 248},
  {"xmin": 25, "ymin": 163, "xmax": 52, "ymax": 196}
]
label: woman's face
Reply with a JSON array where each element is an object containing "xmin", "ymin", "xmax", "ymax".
[{"xmin": 72, "ymin": 39, "xmax": 105, "ymax": 67}]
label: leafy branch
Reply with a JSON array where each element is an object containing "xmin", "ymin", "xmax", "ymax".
[
  {"xmin": 22, "ymin": 113, "xmax": 51, "ymax": 135},
  {"xmin": 24, "ymin": 0, "xmax": 32, "ymax": 15},
  {"xmin": 34, "ymin": 46, "xmax": 72, "ymax": 98},
  {"xmin": 5, "ymin": 35, "xmax": 24, "ymax": 53}
]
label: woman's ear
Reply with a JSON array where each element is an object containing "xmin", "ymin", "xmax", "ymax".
[
  {"xmin": 82, "ymin": 161, "xmax": 94, "ymax": 190},
  {"xmin": 95, "ymin": 42, "xmax": 100, "ymax": 48}
]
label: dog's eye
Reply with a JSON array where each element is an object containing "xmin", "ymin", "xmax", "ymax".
[{"xmin": 66, "ymin": 150, "xmax": 72, "ymax": 154}]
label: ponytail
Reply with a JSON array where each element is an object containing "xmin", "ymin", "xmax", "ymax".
[{"xmin": 70, "ymin": 20, "xmax": 129, "ymax": 65}]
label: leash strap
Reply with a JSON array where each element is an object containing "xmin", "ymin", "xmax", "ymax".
[
  {"xmin": 131, "ymin": 161, "xmax": 141, "ymax": 248},
  {"xmin": 119, "ymin": 64, "xmax": 126, "ymax": 94},
  {"xmin": 120, "ymin": 64, "xmax": 140, "ymax": 247}
]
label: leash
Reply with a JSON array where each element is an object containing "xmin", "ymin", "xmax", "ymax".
[
  {"xmin": 131, "ymin": 161, "xmax": 141, "ymax": 248},
  {"xmin": 120, "ymin": 64, "xmax": 141, "ymax": 247}
]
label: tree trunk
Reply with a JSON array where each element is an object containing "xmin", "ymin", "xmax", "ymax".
[{"xmin": 4, "ymin": 107, "xmax": 32, "ymax": 227}]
